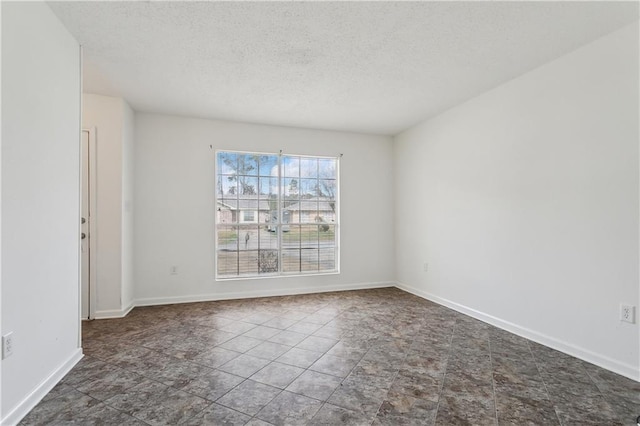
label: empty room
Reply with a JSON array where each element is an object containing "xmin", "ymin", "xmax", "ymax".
[{"xmin": 1, "ymin": 1, "xmax": 639, "ymax": 425}]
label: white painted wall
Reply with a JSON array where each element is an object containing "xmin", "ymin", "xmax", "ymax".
[
  {"xmin": 1, "ymin": 2, "xmax": 82, "ymax": 422},
  {"xmin": 82, "ymin": 94, "xmax": 135, "ymax": 317},
  {"xmin": 83, "ymin": 94, "xmax": 123, "ymax": 315},
  {"xmin": 394, "ymin": 22, "xmax": 639, "ymax": 380},
  {"xmin": 134, "ymin": 114, "xmax": 394, "ymax": 304},
  {"xmin": 122, "ymin": 102, "xmax": 135, "ymax": 311}
]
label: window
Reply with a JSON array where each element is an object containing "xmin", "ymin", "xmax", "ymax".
[
  {"xmin": 242, "ymin": 211, "xmax": 256, "ymax": 222},
  {"xmin": 216, "ymin": 151, "xmax": 339, "ymax": 279}
]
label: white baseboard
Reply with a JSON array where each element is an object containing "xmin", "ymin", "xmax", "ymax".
[
  {"xmin": 94, "ymin": 302, "xmax": 134, "ymax": 319},
  {"xmin": 134, "ymin": 281, "xmax": 394, "ymax": 307},
  {"xmin": 1, "ymin": 349, "xmax": 83, "ymax": 426},
  {"xmin": 395, "ymin": 281, "xmax": 639, "ymax": 382}
]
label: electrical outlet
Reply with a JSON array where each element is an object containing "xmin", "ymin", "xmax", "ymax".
[
  {"xmin": 423, "ymin": 263, "xmax": 428, "ymax": 272},
  {"xmin": 2, "ymin": 332, "xmax": 14, "ymax": 359},
  {"xmin": 620, "ymin": 305, "xmax": 635, "ymax": 324},
  {"xmin": 170, "ymin": 266, "xmax": 178, "ymax": 275}
]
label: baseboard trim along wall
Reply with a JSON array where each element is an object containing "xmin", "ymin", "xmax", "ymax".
[
  {"xmin": 395, "ymin": 281, "xmax": 639, "ymax": 382},
  {"xmin": 134, "ymin": 281, "xmax": 395, "ymax": 307},
  {"xmin": 1, "ymin": 349, "xmax": 83, "ymax": 426},
  {"xmin": 94, "ymin": 303, "xmax": 135, "ymax": 320}
]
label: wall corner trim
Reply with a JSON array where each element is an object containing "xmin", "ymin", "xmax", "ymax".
[
  {"xmin": 1, "ymin": 349, "xmax": 83, "ymax": 426},
  {"xmin": 394, "ymin": 282, "xmax": 640, "ymax": 382},
  {"xmin": 94, "ymin": 303, "xmax": 134, "ymax": 320}
]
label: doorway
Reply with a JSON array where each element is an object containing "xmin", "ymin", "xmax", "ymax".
[{"xmin": 81, "ymin": 128, "xmax": 97, "ymax": 320}]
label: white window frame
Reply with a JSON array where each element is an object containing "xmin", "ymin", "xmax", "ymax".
[{"xmin": 215, "ymin": 149, "xmax": 340, "ymax": 280}]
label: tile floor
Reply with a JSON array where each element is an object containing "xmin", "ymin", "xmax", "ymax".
[{"xmin": 20, "ymin": 288, "xmax": 640, "ymax": 425}]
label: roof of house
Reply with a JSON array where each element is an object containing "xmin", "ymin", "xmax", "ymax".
[
  {"xmin": 285, "ymin": 198, "xmax": 335, "ymax": 212},
  {"xmin": 217, "ymin": 195, "xmax": 271, "ymax": 211}
]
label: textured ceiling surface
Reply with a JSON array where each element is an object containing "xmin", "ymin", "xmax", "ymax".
[{"xmin": 50, "ymin": 1, "xmax": 638, "ymax": 135}]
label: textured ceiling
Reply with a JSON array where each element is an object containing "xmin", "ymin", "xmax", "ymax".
[{"xmin": 49, "ymin": 1, "xmax": 638, "ymax": 135}]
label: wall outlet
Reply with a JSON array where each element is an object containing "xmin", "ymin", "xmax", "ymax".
[
  {"xmin": 170, "ymin": 266, "xmax": 178, "ymax": 275},
  {"xmin": 423, "ymin": 263, "xmax": 428, "ymax": 272},
  {"xmin": 2, "ymin": 332, "xmax": 14, "ymax": 359},
  {"xmin": 620, "ymin": 305, "xmax": 635, "ymax": 324}
]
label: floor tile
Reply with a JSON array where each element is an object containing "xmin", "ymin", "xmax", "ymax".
[
  {"xmin": 250, "ymin": 361, "xmax": 305, "ymax": 389},
  {"xmin": 256, "ymin": 390, "xmax": 323, "ymax": 425},
  {"xmin": 245, "ymin": 341, "xmax": 292, "ymax": 360},
  {"xmin": 242, "ymin": 325, "xmax": 281, "ymax": 340},
  {"xmin": 435, "ymin": 391, "xmax": 497, "ymax": 426},
  {"xmin": 245, "ymin": 419, "xmax": 275, "ymax": 426},
  {"xmin": 495, "ymin": 392, "xmax": 560, "ymax": 425},
  {"xmin": 389, "ymin": 371, "xmax": 442, "ymax": 401},
  {"xmin": 325, "ymin": 340, "xmax": 370, "ymax": 361},
  {"xmin": 216, "ymin": 380, "xmax": 282, "ymax": 416},
  {"xmin": 19, "ymin": 390, "xmax": 100, "ymax": 425},
  {"xmin": 279, "ymin": 310, "xmax": 310, "ymax": 321},
  {"xmin": 374, "ymin": 391, "xmax": 438, "ymax": 426},
  {"xmin": 327, "ymin": 378, "xmax": 388, "ymax": 416},
  {"xmin": 103, "ymin": 379, "xmax": 170, "ymax": 415},
  {"xmin": 129, "ymin": 387, "xmax": 209, "ymax": 425},
  {"xmin": 218, "ymin": 321, "xmax": 258, "ymax": 335},
  {"xmin": 276, "ymin": 347, "xmax": 324, "ymax": 368},
  {"xmin": 219, "ymin": 335, "xmax": 263, "ymax": 353},
  {"xmin": 244, "ymin": 313, "xmax": 278, "ymax": 325},
  {"xmin": 309, "ymin": 403, "xmax": 373, "ymax": 425},
  {"xmin": 49, "ymin": 402, "xmax": 147, "ymax": 425},
  {"xmin": 191, "ymin": 346, "xmax": 240, "ymax": 368},
  {"xmin": 287, "ymin": 321, "xmax": 323, "ymax": 335},
  {"xmin": 268, "ymin": 330, "xmax": 308, "ymax": 346},
  {"xmin": 181, "ymin": 402, "xmax": 251, "ymax": 425},
  {"xmin": 286, "ymin": 370, "xmax": 344, "ymax": 401},
  {"xmin": 263, "ymin": 317, "xmax": 298, "ymax": 330},
  {"xmin": 309, "ymin": 353, "xmax": 358, "ymax": 378},
  {"xmin": 218, "ymin": 354, "xmax": 271, "ymax": 378},
  {"xmin": 296, "ymin": 335, "xmax": 339, "ymax": 353},
  {"xmin": 75, "ymin": 368, "xmax": 145, "ymax": 401},
  {"xmin": 179, "ymin": 368, "xmax": 244, "ymax": 401}
]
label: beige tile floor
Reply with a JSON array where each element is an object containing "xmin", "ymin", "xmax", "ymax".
[{"xmin": 19, "ymin": 288, "xmax": 640, "ymax": 425}]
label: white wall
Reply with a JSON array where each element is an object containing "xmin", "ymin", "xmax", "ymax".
[
  {"xmin": 394, "ymin": 22, "xmax": 639, "ymax": 380},
  {"xmin": 134, "ymin": 114, "xmax": 394, "ymax": 304},
  {"xmin": 82, "ymin": 94, "xmax": 135, "ymax": 317},
  {"xmin": 1, "ymin": 2, "xmax": 82, "ymax": 423},
  {"xmin": 122, "ymin": 102, "xmax": 135, "ymax": 311}
]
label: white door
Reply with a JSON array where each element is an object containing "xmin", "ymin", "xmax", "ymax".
[{"xmin": 81, "ymin": 130, "xmax": 91, "ymax": 319}]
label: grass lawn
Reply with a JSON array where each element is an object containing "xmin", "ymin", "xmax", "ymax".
[{"xmin": 282, "ymin": 224, "xmax": 335, "ymax": 243}]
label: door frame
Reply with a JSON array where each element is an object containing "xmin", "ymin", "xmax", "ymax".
[{"xmin": 81, "ymin": 127, "xmax": 98, "ymax": 320}]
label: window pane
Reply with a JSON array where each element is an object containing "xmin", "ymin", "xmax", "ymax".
[
  {"xmin": 283, "ymin": 156, "xmax": 299, "ymax": 178},
  {"xmin": 282, "ymin": 248, "xmax": 300, "ymax": 273},
  {"xmin": 319, "ymin": 158, "xmax": 337, "ymax": 179},
  {"xmin": 217, "ymin": 250, "xmax": 238, "ymax": 276},
  {"xmin": 299, "ymin": 157, "xmax": 317, "ymax": 178},
  {"xmin": 259, "ymin": 155, "xmax": 278, "ymax": 177},
  {"xmin": 282, "ymin": 177, "xmax": 300, "ymax": 198},
  {"xmin": 296, "ymin": 199, "xmax": 319, "ymax": 224},
  {"xmin": 217, "ymin": 225, "xmax": 238, "ymax": 275},
  {"xmin": 296, "ymin": 178, "xmax": 315, "ymax": 198},
  {"xmin": 317, "ymin": 179, "xmax": 336, "ymax": 199},
  {"xmin": 258, "ymin": 227, "xmax": 279, "ymax": 274},
  {"xmin": 319, "ymin": 247, "xmax": 336, "ymax": 272},
  {"xmin": 237, "ymin": 153, "xmax": 259, "ymax": 176},
  {"xmin": 259, "ymin": 177, "xmax": 277, "ymax": 197},
  {"xmin": 284, "ymin": 205, "xmax": 300, "ymax": 224}
]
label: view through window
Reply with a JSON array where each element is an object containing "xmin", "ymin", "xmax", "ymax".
[{"xmin": 216, "ymin": 151, "xmax": 339, "ymax": 278}]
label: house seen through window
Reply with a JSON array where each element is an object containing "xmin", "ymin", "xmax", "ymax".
[{"xmin": 216, "ymin": 151, "xmax": 339, "ymax": 278}]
